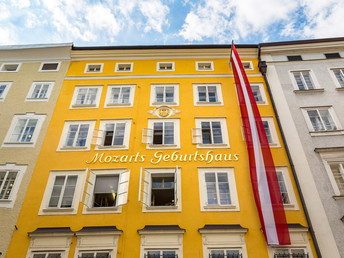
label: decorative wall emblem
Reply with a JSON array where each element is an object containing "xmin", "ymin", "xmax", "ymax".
[{"xmin": 148, "ymin": 106, "xmax": 180, "ymax": 118}]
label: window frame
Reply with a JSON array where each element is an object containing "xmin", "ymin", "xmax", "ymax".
[
  {"xmin": 139, "ymin": 167, "xmax": 181, "ymax": 213},
  {"xmin": 39, "ymin": 170, "xmax": 85, "ymax": 215},
  {"xmin": 39, "ymin": 62, "xmax": 61, "ymax": 72},
  {"xmin": 2, "ymin": 113, "xmax": 46, "ymax": 148},
  {"xmin": 81, "ymin": 169, "xmax": 130, "ymax": 214},
  {"xmin": 157, "ymin": 62, "xmax": 175, "ymax": 72},
  {"xmin": 275, "ymin": 167, "xmax": 298, "ymax": 210},
  {"xmin": 193, "ymin": 84, "xmax": 223, "ymax": 106},
  {"xmin": 290, "ymin": 70, "xmax": 321, "ymax": 91},
  {"xmin": 329, "ymin": 68, "xmax": 344, "ymax": 89},
  {"xmin": 196, "ymin": 61, "xmax": 214, "ymax": 71},
  {"xmin": 261, "ymin": 117, "xmax": 280, "ymax": 147},
  {"xmin": 150, "ymin": 84, "xmax": 179, "ymax": 106},
  {"xmin": 250, "ymin": 83, "xmax": 268, "ymax": 105},
  {"xmin": 0, "ymin": 63, "xmax": 21, "ymax": 72},
  {"xmin": 0, "ymin": 163, "xmax": 27, "ymax": 208},
  {"xmin": 193, "ymin": 118, "xmax": 229, "ymax": 148},
  {"xmin": 115, "ymin": 62, "xmax": 133, "ymax": 72},
  {"xmin": 94, "ymin": 119, "xmax": 132, "ymax": 150},
  {"xmin": 301, "ymin": 107, "xmax": 342, "ymax": 136},
  {"xmin": 198, "ymin": 168, "xmax": 239, "ymax": 212},
  {"xmin": 143, "ymin": 119, "xmax": 180, "ymax": 149},
  {"xmin": 70, "ymin": 86, "xmax": 103, "ymax": 109},
  {"xmin": 104, "ymin": 85, "xmax": 136, "ymax": 108},
  {"xmin": 57, "ymin": 120, "xmax": 96, "ymax": 151},
  {"xmin": 84, "ymin": 63, "xmax": 103, "ymax": 73},
  {"xmin": 0, "ymin": 82, "xmax": 12, "ymax": 101},
  {"xmin": 242, "ymin": 61, "xmax": 253, "ymax": 70},
  {"xmin": 26, "ymin": 81, "xmax": 54, "ymax": 102}
]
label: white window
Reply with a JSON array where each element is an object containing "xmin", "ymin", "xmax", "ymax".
[
  {"xmin": 39, "ymin": 170, "xmax": 85, "ymax": 215},
  {"xmin": 26, "ymin": 82, "xmax": 54, "ymax": 101},
  {"xmin": 192, "ymin": 118, "xmax": 229, "ymax": 148},
  {"xmin": 138, "ymin": 226, "xmax": 184, "ymax": 258},
  {"xmin": 0, "ymin": 82, "xmax": 12, "ymax": 101},
  {"xmin": 331, "ymin": 68, "xmax": 344, "ymax": 88},
  {"xmin": 193, "ymin": 84, "xmax": 223, "ymax": 105},
  {"xmin": 302, "ymin": 107, "xmax": 341, "ymax": 134},
  {"xmin": 291, "ymin": 71, "xmax": 318, "ymax": 90},
  {"xmin": 323, "ymin": 161, "xmax": 344, "ymax": 196},
  {"xmin": 273, "ymin": 248, "xmax": 308, "ymax": 258},
  {"xmin": 275, "ymin": 167, "xmax": 298, "ymax": 210},
  {"xmin": 85, "ymin": 63, "xmax": 103, "ymax": 73},
  {"xmin": 0, "ymin": 63, "xmax": 21, "ymax": 72},
  {"xmin": 250, "ymin": 83, "xmax": 267, "ymax": 105},
  {"xmin": 93, "ymin": 119, "xmax": 131, "ymax": 150},
  {"xmin": 242, "ymin": 61, "xmax": 253, "ymax": 70},
  {"xmin": 2, "ymin": 113, "xmax": 46, "ymax": 148},
  {"xmin": 157, "ymin": 62, "xmax": 175, "ymax": 71},
  {"xmin": 261, "ymin": 117, "xmax": 280, "ymax": 147},
  {"xmin": 57, "ymin": 121, "xmax": 95, "ymax": 151},
  {"xmin": 198, "ymin": 168, "xmax": 239, "ymax": 211},
  {"xmin": 71, "ymin": 86, "xmax": 102, "ymax": 108},
  {"xmin": 105, "ymin": 85, "xmax": 135, "ymax": 107},
  {"xmin": 144, "ymin": 250, "xmax": 178, "ymax": 257},
  {"xmin": 139, "ymin": 167, "xmax": 181, "ymax": 212},
  {"xmin": 115, "ymin": 63, "xmax": 133, "ymax": 72},
  {"xmin": 150, "ymin": 84, "xmax": 179, "ymax": 106},
  {"xmin": 39, "ymin": 62, "xmax": 61, "ymax": 72},
  {"xmin": 0, "ymin": 163, "xmax": 26, "ymax": 208},
  {"xmin": 31, "ymin": 252, "xmax": 63, "ymax": 258},
  {"xmin": 208, "ymin": 249, "xmax": 242, "ymax": 258},
  {"xmin": 142, "ymin": 119, "xmax": 180, "ymax": 149},
  {"xmin": 81, "ymin": 169, "xmax": 130, "ymax": 214},
  {"xmin": 196, "ymin": 61, "xmax": 214, "ymax": 71},
  {"xmin": 78, "ymin": 251, "xmax": 111, "ymax": 258},
  {"xmin": 199, "ymin": 225, "xmax": 248, "ymax": 258}
]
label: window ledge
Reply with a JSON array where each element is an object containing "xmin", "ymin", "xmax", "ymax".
[
  {"xmin": 149, "ymin": 144, "xmax": 178, "ymax": 148},
  {"xmin": 204, "ymin": 204, "xmax": 236, "ymax": 209},
  {"xmin": 60, "ymin": 146, "xmax": 88, "ymax": 150},
  {"xmin": 42, "ymin": 208, "xmax": 74, "ymax": 212},
  {"xmin": 0, "ymin": 199, "xmax": 12, "ymax": 203},
  {"xmin": 256, "ymin": 101, "xmax": 267, "ymax": 105},
  {"xmin": 335, "ymin": 87, "xmax": 344, "ymax": 91},
  {"xmin": 3, "ymin": 141, "xmax": 33, "ymax": 145},
  {"xmin": 86, "ymin": 206, "xmax": 120, "ymax": 212},
  {"xmin": 309, "ymin": 130, "xmax": 344, "ymax": 136},
  {"xmin": 294, "ymin": 88, "xmax": 325, "ymax": 93},
  {"xmin": 96, "ymin": 145, "xmax": 127, "ymax": 150},
  {"xmin": 26, "ymin": 98, "xmax": 48, "ymax": 100},
  {"xmin": 196, "ymin": 101, "xmax": 222, "ymax": 105},
  {"xmin": 152, "ymin": 102, "xmax": 177, "ymax": 106},
  {"xmin": 333, "ymin": 195, "xmax": 344, "ymax": 200},
  {"xmin": 197, "ymin": 143, "xmax": 228, "ymax": 148},
  {"xmin": 72, "ymin": 104, "xmax": 97, "ymax": 108},
  {"xmin": 146, "ymin": 205, "xmax": 178, "ymax": 210},
  {"xmin": 283, "ymin": 203, "xmax": 296, "ymax": 208},
  {"xmin": 106, "ymin": 103, "xmax": 131, "ymax": 106}
]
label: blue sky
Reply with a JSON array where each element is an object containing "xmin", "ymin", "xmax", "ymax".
[{"xmin": 1, "ymin": 0, "xmax": 344, "ymax": 46}]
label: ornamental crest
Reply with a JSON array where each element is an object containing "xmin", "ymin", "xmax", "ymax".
[{"xmin": 148, "ymin": 106, "xmax": 180, "ymax": 118}]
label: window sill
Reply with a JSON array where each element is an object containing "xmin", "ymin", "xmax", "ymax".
[
  {"xmin": 152, "ymin": 102, "xmax": 177, "ymax": 106},
  {"xmin": 72, "ymin": 104, "xmax": 97, "ymax": 108},
  {"xmin": 3, "ymin": 141, "xmax": 34, "ymax": 145},
  {"xmin": 148, "ymin": 144, "xmax": 179, "ymax": 149},
  {"xmin": 333, "ymin": 195, "xmax": 344, "ymax": 200},
  {"xmin": 86, "ymin": 206, "xmax": 119, "ymax": 211},
  {"xmin": 96, "ymin": 145, "xmax": 127, "ymax": 150},
  {"xmin": 309, "ymin": 130, "xmax": 344, "ymax": 136},
  {"xmin": 197, "ymin": 143, "xmax": 229, "ymax": 149},
  {"xmin": 26, "ymin": 98, "xmax": 49, "ymax": 101},
  {"xmin": 42, "ymin": 208, "xmax": 74, "ymax": 212},
  {"xmin": 196, "ymin": 101, "xmax": 222, "ymax": 105},
  {"xmin": 335, "ymin": 87, "xmax": 344, "ymax": 91},
  {"xmin": 146, "ymin": 205, "xmax": 178, "ymax": 210},
  {"xmin": 106, "ymin": 103, "xmax": 132, "ymax": 107},
  {"xmin": 283, "ymin": 203, "xmax": 296, "ymax": 209},
  {"xmin": 256, "ymin": 101, "xmax": 267, "ymax": 105},
  {"xmin": 293, "ymin": 88, "xmax": 324, "ymax": 93},
  {"xmin": 60, "ymin": 146, "xmax": 88, "ymax": 150},
  {"xmin": 0, "ymin": 199, "xmax": 12, "ymax": 203},
  {"xmin": 204, "ymin": 204, "xmax": 236, "ymax": 210}
]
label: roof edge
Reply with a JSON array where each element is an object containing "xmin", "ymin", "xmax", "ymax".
[
  {"xmin": 259, "ymin": 37, "xmax": 344, "ymax": 47},
  {"xmin": 0, "ymin": 42, "xmax": 73, "ymax": 50}
]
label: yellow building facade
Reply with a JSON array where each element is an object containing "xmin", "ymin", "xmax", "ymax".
[{"xmin": 7, "ymin": 46, "xmax": 317, "ymax": 258}]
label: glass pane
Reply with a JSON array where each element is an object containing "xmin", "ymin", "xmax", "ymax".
[
  {"xmin": 104, "ymin": 124, "xmax": 115, "ymax": 146},
  {"xmin": 156, "ymin": 87, "xmax": 164, "ymax": 102},
  {"xmin": 75, "ymin": 124, "xmax": 89, "ymax": 147},
  {"xmin": 113, "ymin": 123, "xmax": 125, "ymax": 145},
  {"xmin": 334, "ymin": 69, "xmax": 344, "ymax": 87},
  {"xmin": 121, "ymin": 87, "xmax": 131, "ymax": 103},
  {"xmin": 217, "ymin": 173, "xmax": 231, "ymax": 205},
  {"xmin": 293, "ymin": 72, "xmax": 305, "ymax": 90},
  {"xmin": 10, "ymin": 119, "xmax": 27, "ymax": 142},
  {"xmin": 302, "ymin": 71, "xmax": 314, "ymax": 89},
  {"xmin": 86, "ymin": 88, "xmax": 98, "ymax": 104},
  {"xmin": 251, "ymin": 85, "xmax": 263, "ymax": 101},
  {"xmin": 319, "ymin": 109, "xmax": 336, "ymax": 131},
  {"xmin": 111, "ymin": 87, "xmax": 121, "ymax": 103},
  {"xmin": 211, "ymin": 122, "xmax": 223, "ymax": 144},
  {"xmin": 49, "ymin": 176, "xmax": 65, "ymax": 207},
  {"xmin": 76, "ymin": 88, "xmax": 87, "ymax": 104},
  {"xmin": 198, "ymin": 86, "xmax": 207, "ymax": 102},
  {"xmin": 262, "ymin": 121, "xmax": 273, "ymax": 143},
  {"xmin": 0, "ymin": 171, "xmax": 17, "ymax": 199},
  {"xmin": 153, "ymin": 122, "xmax": 163, "ymax": 144},
  {"xmin": 21, "ymin": 119, "xmax": 37, "ymax": 142},
  {"xmin": 165, "ymin": 87, "xmax": 174, "ymax": 102},
  {"xmin": 81, "ymin": 253, "xmax": 94, "ymax": 258},
  {"xmin": 33, "ymin": 254, "xmax": 46, "ymax": 258},
  {"xmin": 31, "ymin": 84, "xmax": 42, "ymax": 98},
  {"xmin": 164, "ymin": 122, "xmax": 174, "ymax": 144},
  {"xmin": 163, "ymin": 251, "xmax": 176, "ymax": 258},
  {"xmin": 147, "ymin": 251, "xmax": 160, "ymax": 258},
  {"xmin": 210, "ymin": 250, "xmax": 225, "ymax": 258},
  {"xmin": 0, "ymin": 85, "xmax": 6, "ymax": 97},
  {"xmin": 39, "ymin": 84, "xmax": 49, "ymax": 98},
  {"xmin": 61, "ymin": 175, "xmax": 77, "ymax": 208},
  {"xmin": 208, "ymin": 86, "xmax": 217, "ymax": 102},
  {"xmin": 307, "ymin": 110, "xmax": 324, "ymax": 131},
  {"xmin": 226, "ymin": 250, "xmax": 240, "ymax": 258},
  {"xmin": 201, "ymin": 122, "xmax": 211, "ymax": 144},
  {"xmin": 47, "ymin": 253, "xmax": 62, "ymax": 258},
  {"xmin": 205, "ymin": 173, "xmax": 217, "ymax": 204}
]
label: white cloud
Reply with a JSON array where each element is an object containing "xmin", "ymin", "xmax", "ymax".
[
  {"xmin": 139, "ymin": 0, "xmax": 169, "ymax": 33},
  {"xmin": 10, "ymin": 0, "xmax": 30, "ymax": 8},
  {"xmin": 0, "ymin": 27, "xmax": 17, "ymax": 45}
]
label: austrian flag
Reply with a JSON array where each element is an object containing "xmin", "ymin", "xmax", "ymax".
[{"xmin": 231, "ymin": 44, "xmax": 291, "ymax": 245}]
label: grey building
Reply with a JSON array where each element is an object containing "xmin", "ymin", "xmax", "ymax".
[
  {"xmin": 0, "ymin": 43, "xmax": 71, "ymax": 256},
  {"xmin": 260, "ymin": 38, "xmax": 344, "ymax": 258}
]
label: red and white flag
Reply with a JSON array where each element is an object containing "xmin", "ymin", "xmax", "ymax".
[{"xmin": 231, "ymin": 44, "xmax": 290, "ymax": 245}]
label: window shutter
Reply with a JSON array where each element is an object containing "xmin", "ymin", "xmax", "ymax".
[
  {"xmin": 91, "ymin": 129, "xmax": 103, "ymax": 146},
  {"xmin": 138, "ymin": 168, "xmax": 151, "ymax": 206},
  {"xmin": 174, "ymin": 166, "xmax": 178, "ymax": 205},
  {"xmin": 117, "ymin": 170, "xmax": 130, "ymax": 206},
  {"xmin": 80, "ymin": 169, "xmax": 96, "ymax": 208},
  {"xmin": 142, "ymin": 128, "xmax": 153, "ymax": 144},
  {"xmin": 191, "ymin": 128, "xmax": 201, "ymax": 144}
]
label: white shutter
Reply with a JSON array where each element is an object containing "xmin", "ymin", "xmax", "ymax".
[
  {"xmin": 91, "ymin": 129, "xmax": 104, "ymax": 146},
  {"xmin": 138, "ymin": 168, "xmax": 151, "ymax": 206},
  {"xmin": 191, "ymin": 128, "xmax": 201, "ymax": 144},
  {"xmin": 116, "ymin": 170, "xmax": 130, "ymax": 206},
  {"xmin": 142, "ymin": 128, "xmax": 153, "ymax": 144},
  {"xmin": 80, "ymin": 169, "xmax": 96, "ymax": 208},
  {"xmin": 174, "ymin": 166, "xmax": 178, "ymax": 205}
]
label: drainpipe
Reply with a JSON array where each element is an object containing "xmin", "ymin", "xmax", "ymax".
[{"xmin": 257, "ymin": 45, "xmax": 322, "ymax": 258}]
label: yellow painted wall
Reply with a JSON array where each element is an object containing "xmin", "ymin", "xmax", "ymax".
[{"xmin": 7, "ymin": 52, "xmax": 316, "ymax": 258}]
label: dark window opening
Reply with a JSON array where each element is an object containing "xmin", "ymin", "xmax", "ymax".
[
  {"xmin": 287, "ymin": 55, "xmax": 303, "ymax": 61},
  {"xmin": 42, "ymin": 63, "xmax": 59, "ymax": 70},
  {"xmin": 151, "ymin": 175, "xmax": 175, "ymax": 206},
  {"xmin": 325, "ymin": 53, "xmax": 341, "ymax": 59}
]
